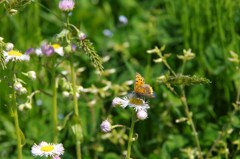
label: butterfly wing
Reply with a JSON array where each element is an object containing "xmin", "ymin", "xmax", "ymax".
[
  {"xmin": 134, "ymin": 73, "xmax": 144, "ymax": 92},
  {"xmin": 134, "ymin": 73, "xmax": 156, "ymax": 98}
]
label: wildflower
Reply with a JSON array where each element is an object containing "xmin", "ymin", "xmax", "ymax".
[
  {"xmin": 103, "ymin": 29, "xmax": 113, "ymax": 37},
  {"xmin": 100, "ymin": 120, "xmax": 111, "ymax": 133},
  {"xmin": 5, "ymin": 43, "xmax": 14, "ymax": 51},
  {"xmin": 71, "ymin": 44, "xmax": 77, "ymax": 51},
  {"xmin": 31, "ymin": 141, "xmax": 64, "ymax": 157},
  {"xmin": 112, "ymin": 97, "xmax": 129, "ymax": 108},
  {"xmin": 59, "ymin": 0, "xmax": 75, "ymax": 12},
  {"xmin": 3, "ymin": 50, "xmax": 30, "ymax": 63},
  {"xmin": 19, "ymin": 87, "xmax": 27, "ymax": 95},
  {"xmin": 41, "ymin": 44, "xmax": 54, "ymax": 56},
  {"xmin": 119, "ymin": 15, "xmax": 128, "ymax": 25},
  {"xmin": 52, "ymin": 44, "xmax": 64, "ymax": 56},
  {"xmin": 35, "ymin": 48, "xmax": 43, "ymax": 56},
  {"xmin": 125, "ymin": 93, "xmax": 150, "ymax": 111},
  {"xmin": 14, "ymin": 82, "xmax": 23, "ymax": 91},
  {"xmin": 25, "ymin": 48, "xmax": 35, "ymax": 55},
  {"xmin": 112, "ymin": 93, "xmax": 150, "ymax": 111},
  {"xmin": 19, "ymin": 103, "xmax": 32, "ymax": 111},
  {"xmin": 79, "ymin": 32, "xmax": 87, "ymax": 41},
  {"xmin": 27, "ymin": 71, "xmax": 36, "ymax": 80},
  {"xmin": 62, "ymin": 91, "xmax": 70, "ymax": 98},
  {"xmin": 136, "ymin": 110, "xmax": 148, "ymax": 120}
]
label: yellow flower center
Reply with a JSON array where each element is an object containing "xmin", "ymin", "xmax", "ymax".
[
  {"xmin": 129, "ymin": 97, "xmax": 144, "ymax": 105},
  {"xmin": 8, "ymin": 50, "xmax": 22, "ymax": 57},
  {"xmin": 52, "ymin": 44, "xmax": 61, "ymax": 49},
  {"xmin": 40, "ymin": 145, "xmax": 54, "ymax": 152}
]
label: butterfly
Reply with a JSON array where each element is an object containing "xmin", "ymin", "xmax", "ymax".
[{"xmin": 134, "ymin": 72, "xmax": 156, "ymax": 98}]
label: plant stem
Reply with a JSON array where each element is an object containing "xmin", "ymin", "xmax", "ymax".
[
  {"xmin": 12, "ymin": 73, "xmax": 22, "ymax": 159},
  {"xmin": 126, "ymin": 113, "xmax": 136, "ymax": 159},
  {"xmin": 180, "ymin": 86, "xmax": 202, "ymax": 159},
  {"xmin": 70, "ymin": 54, "xmax": 81, "ymax": 159},
  {"xmin": 66, "ymin": 12, "xmax": 81, "ymax": 159},
  {"xmin": 52, "ymin": 66, "xmax": 58, "ymax": 143}
]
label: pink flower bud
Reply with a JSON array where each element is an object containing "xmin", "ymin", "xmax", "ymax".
[
  {"xmin": 59, "ymin": 0, "xmax": 75, "ymax": 12},
  {"xmin": 100, "ymin": 120, "xmax": 111, "ymax": 133},
  {"xmin": 136, "ymin": 110, "xmax": 148, "ymax": 120}
]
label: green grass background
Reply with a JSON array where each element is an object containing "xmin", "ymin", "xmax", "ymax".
[{"xmin": 1, "ymin": 0, "xmax": 240, "ymax": 158}]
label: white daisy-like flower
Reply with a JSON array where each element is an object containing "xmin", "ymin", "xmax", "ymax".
[
  {"xmin": 3, "ymin": 50, "xmax": 30, "ymax": 63},
  {"xmin": 31, "ymin": 141, "xmax": 64, "ymax": 157},
  {"xmin": 52, "ymin": 44, "xmax": 64, "ymax": 56},
  {"xmin": 124, "ymin": 93, "xmax": 150, "ymax": 111},
  {"xmin": 112, "ymin": 93, "xmax": 150, "ymax": 111},
  {"xmin": 112, "ymin": 97, "xmax": 129, "ymax": 108}
]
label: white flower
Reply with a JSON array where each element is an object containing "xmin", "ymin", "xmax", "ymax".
[
  {"xmin": 112, "ymin": 93, "xmax": 150, "ymax": 111},
  {"xmin": 6, "ymin": 43, "xmax": 14, "ymax": 51},
  {"xmin": 52, "ymin": 44, "xmax": 64, "ymax": 56},
  {"xmin": 19, "ymin": 87, "xmax": 27, "ymax": 95},
  {"xmin": 3, "ymin": 50, "xmax": 30, "ymax": 63},
  {"xmin": 14, "ymin": 82, "xmax": 23, "ymax": 91},
  {"xmin": 112, "ymin": 97, "xmax": 129, "ymax": 108},
  {"xmin": 35, "ymin": 48, "xmax": 43, "ymax": 56},
  {"xmin": 118, "ymin": 15, "xmax": 128, "ymax": 24},
  {"xmin": 136, "ymin": 110, "xmax": 148, "ymax": 120},
  {"xmin": 27, "ymin": 71, "xmax": 36, "ymax": 80},
  {"xmin": 100, "ymin": 120, "xmax": 111, "ymax": 133},
  {"xmin": 31, "ymin": 141, "xmax": 64, "ymax": 157},
  {"xmin": 124, "ymin": 93, "xmax": 150, "ymax": 111}
]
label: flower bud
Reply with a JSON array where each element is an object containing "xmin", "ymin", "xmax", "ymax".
[
  {"xmin": 64, "ymin": 45, "xmax": 72, "ymax": 54},
  {"xmin": 14, "ymin": 82, "xmax": 23, "ymax": 91},
  {"xmin": 78, "ymin": 32, "xmax": 87, "ymax": 41},
  {"xmin": 100, "ymin": 120, "xmax": 111, "ymax": 133},
  {"xmin": 9, "ymin": 9, "xmax": 18, "ymax": 15},
  {"xmin": 19, "ymin": 87, "xmax": 27, "ymax": 95},
  {"xmin": 62, "ymin": 91, "xmax": 70, "ymax": 98},
  {"xmin": 136, "ymin": 110, "xmax": 148, "ymax": 120},
  {"xmin": 27, "ymin": 71, "xmax": 36, "ymax": 80},
  {"xmin": 59, "ymin": 0, "xmax": 75, "ymax": 12},
  {"xmin": 6, "ymin": 43, "xmax": 14, "ymax": 51}
]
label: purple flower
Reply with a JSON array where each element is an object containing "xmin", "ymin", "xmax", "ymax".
[
  {"xmin": 25, "ymin": 48, "xmax": 35, "ymax": 55},
  {"xmin": 59, "ymin": 0, "xmax": 75, "ymax": 12},
  {"xmin": 71, "ymin": 44, "xmax": 77, "ymax": 51},
  {"xmin": 41, "ymin": 44, "xmax": 54, "ymax": 56},
  {"xmin": 100, "ymin": 120, "xmax": 111, "ymax": 133}
]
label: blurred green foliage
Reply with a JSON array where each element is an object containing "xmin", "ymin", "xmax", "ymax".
[{"xmin": 1, "ymin": 0, "xmax": 240, "ymax": 158}]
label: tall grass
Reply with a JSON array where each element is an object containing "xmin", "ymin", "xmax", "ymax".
[{"xmin": 1, "ymin": 0, "xmax": 240, "ymax": 158}]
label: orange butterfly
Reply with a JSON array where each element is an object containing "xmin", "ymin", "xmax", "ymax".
[{"xmin": 134, "ymin": 72, "xmax": 155, "ymax": 98}]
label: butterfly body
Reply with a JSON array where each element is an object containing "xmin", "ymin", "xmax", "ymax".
[{"xmin": 134, "ymin": 73, "xmax": 155, "ymax": 98}]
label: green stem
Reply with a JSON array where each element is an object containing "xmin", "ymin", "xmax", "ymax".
[
  {"xmin": 70, "ymin": 54, "xmax": 81, "ymax": 159},
  {"xmin": 52, "ymin": 66, "xmax": 58, "ymax": 143},
  {"xmin": 12, "ymin": 73, "xmax": 22, "ymax": 159},
  {"xmin": 66, "ymin": 13, "xmax": 81, "ymax": 159},
  {"xmin": 180, "ymin": 86, "xmax": 202, "ymax": 159},
  {"xmin": 126, "ymin": 113, "xmax": 136, "ymax": 159}
]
